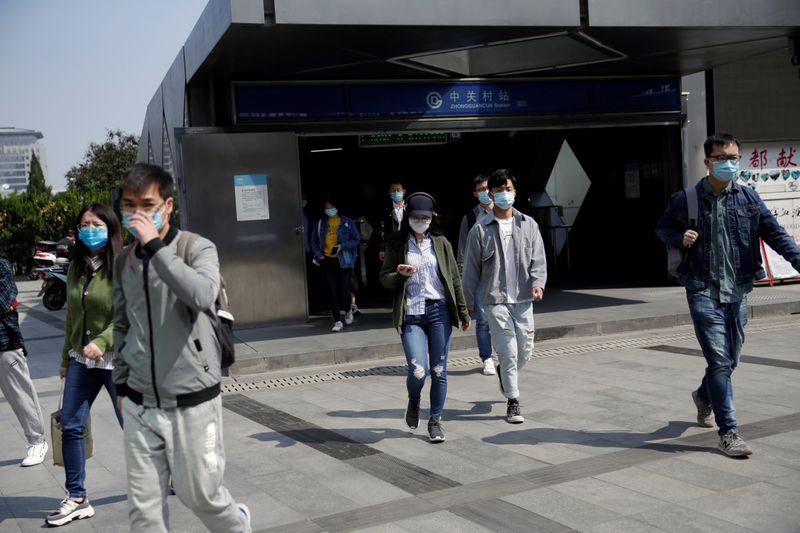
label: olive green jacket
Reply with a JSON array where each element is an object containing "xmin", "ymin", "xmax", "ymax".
[
  {"xmin": 61, "ymin": 260, "xmax": 115, "ymax": 367},
  {"xmin": 380, "ymin": 234, "xmax": 470, "ymax": 331}
]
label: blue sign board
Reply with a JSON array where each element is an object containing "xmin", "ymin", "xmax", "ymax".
[
  {"xmin": 234, "ymin": 79, "xmax": 679, "ymax": 123},
  {"xmin": 235, "ymin": 85, "xmax": 347, "ymax": 122}
]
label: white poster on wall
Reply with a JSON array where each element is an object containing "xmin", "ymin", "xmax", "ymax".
[
  {"xmin": 234, "ymin": 174, "xmax": 270, "ymax": 221},
  {"xmin": 739, "ymin": 142, "xmax": 800, "ymax": 282}
]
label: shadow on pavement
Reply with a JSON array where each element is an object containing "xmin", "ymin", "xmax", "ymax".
[{"xmin": 483, "ymin": 420, "xmax": 712, "ymax": 453}]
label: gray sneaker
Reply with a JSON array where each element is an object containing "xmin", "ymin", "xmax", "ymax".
[
  {"xmin": 428, "ymin": 416, "xmax": 445, "ymax": 443},
  {"xmin": 46, "ymin": 497, "xmax": 95, "ymax": 527},
  {"xmin": 718, "ymin": 429, "xmax": 753, "ymax": 457},
  {"xmin": 692, "ymin": 390, "xmax": 714, "ymax": 428}
]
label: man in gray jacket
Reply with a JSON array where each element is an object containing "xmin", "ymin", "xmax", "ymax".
[
  {"xmin": 463, "ymin": 169, "xmax": 547, "ymax": 424},
  {"xmin": 112, "ymin": 164, "xmax": 250, "ymax": 532}
]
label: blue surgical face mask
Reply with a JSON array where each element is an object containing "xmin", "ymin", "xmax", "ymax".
[
  {"xmin": 78, "ymin": 227, "xmax": 108, "ymax": 252},
  {"xmin": 712, "ymin": 160, "xmax": 739, "ymax": 182},
  {"xmin": 325, "ymin": 208, "xmax": 338, "ymax": 217},
  {"xmin": 122, "ymin": 205, "xmax": 166, "ymax": 239},
  {"xmin": 390, "ymin": 192, "xmax": 404, "ymax": 202},
  {"xmin": 492, "ymin": 191, "xmax": 515, "ymax": 209},
  {"xmin": 477, "ymin": 190, "xmax": 492, "ymax": 205}
]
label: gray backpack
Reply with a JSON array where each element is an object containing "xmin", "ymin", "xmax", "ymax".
[{"xmin": 667, "ymin": 186, "xmax": 698, "ymax": 278}]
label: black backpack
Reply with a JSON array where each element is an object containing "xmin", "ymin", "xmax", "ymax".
[{"xmin": 176, "ymin": 232, "xmax": 235, "ymax": 369}]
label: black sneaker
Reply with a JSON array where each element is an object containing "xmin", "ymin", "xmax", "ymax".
[
  {"xmin": 428, "ymin": 416, "xmax": 445, "ymax": 443},
  {"xmin": 404, "ymin": 399, "xmax": 420, "ymax": 430},
  {"xmin": 506, "ymin": 399, "xmax": 524, "ymax": 424}
]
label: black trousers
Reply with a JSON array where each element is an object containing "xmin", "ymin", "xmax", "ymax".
[{"xmin": 320, "ymin": 257, "xmax": 352, "ymax": 322}]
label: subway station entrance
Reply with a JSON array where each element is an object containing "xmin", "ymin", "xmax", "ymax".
[
  {"xmin": 296, "ymin": 125, "xmax": 682, "ymax": 315},
  {"xmin": 143, "ymin": 0, "xmax": 799, "ymax": 326}
]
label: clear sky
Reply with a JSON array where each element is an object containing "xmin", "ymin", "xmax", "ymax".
[{"xmin": 0, "ymin": 0, "xmax": 208, "ymax": 190}]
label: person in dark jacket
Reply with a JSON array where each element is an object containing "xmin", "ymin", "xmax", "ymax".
[
  {"xmin": 457, "ymin": 174, "xmax": 495, "ymax": 375},
  {"xmin": 656, "ymin": 133, "xmax": 800, "ymax": 458},
  {"xmin": 310, "ymin": 196, "xmax": 360, "ymax": 332},
  {"xmin": 380, "ymin": 192, "xmax": 470, "ymax": 443},
  {"xmin": 0, "ymin": 254, "xmax": 47, "ymax": 468}
]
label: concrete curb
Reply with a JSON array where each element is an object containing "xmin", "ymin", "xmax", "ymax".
[{"xmin": 229, "ymin": 300, "xmax": 800, "ymax": 376}]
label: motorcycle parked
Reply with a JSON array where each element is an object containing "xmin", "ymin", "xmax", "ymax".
[{"xmin": 37, "ymin": 263, "xmax": 69, "ymax": 311}]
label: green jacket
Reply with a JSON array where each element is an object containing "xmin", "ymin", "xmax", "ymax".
[
  {"xmin": 380, "ymin": 234, "xmax": 470, "ymax": 331},
  {"xmin": 61, "ymin": 260, "xmax": 115, "ymax": 367}
]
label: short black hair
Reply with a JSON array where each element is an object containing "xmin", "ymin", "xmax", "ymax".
[
  {"xmin": 488, "ymin": 169, "xmax": 517, "ymax": 190},
  {"xmin": 473, "ymin": 174, "xmax": 489, "ymax": 190},
  {"xmin": 388, "ymin": 181, "xmax": 405, "ymax": 188},
  {"xmin": 122, "ymin": 163, "xmax": 174, "ymax": 200},
  {"xmin": 704, "ymin": 133, "xmax": 741, "ymax": 157}
]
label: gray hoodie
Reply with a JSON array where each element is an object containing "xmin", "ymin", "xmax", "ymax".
[
  {"xmin": 112, "ymin": 227, "xmax": 221, "ymax": 409},
  {"xmin": 462, "ymin": 208, "xmax": 547, "ymax": 307}
]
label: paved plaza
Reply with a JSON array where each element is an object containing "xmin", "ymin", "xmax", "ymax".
[{"xmin": 1, "ymin": 280, "xmax": 799, "ymax": 532}]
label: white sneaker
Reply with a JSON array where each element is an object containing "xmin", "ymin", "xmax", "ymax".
[
  {"xmin": 482, "ymin": 359, "xmax": 496, "ymax": 375},
  {"xmin": 21, "ymin": 441, "xmax": 48, "ymax": 467},
  {"xmin": 344, "ymin": 311, "xmax": 354, "ymax": 325},
  {"xmin": 46, "ymin": 497, "xmax": 95, "ymax": 526},
  {"xmin": 331, "ymin": 321, "xmax": 344, "ymax": 332}
]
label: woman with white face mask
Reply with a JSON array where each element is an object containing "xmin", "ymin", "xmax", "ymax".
[{"xmin": 380, "ymin": 192, "xmax": 470, "ymax": 443}]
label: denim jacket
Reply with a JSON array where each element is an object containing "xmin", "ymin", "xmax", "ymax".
[
  {"xmin": 656, "ymin": 178, "xmax": 800, "ymax": 291},
  {"xmin": 310, "ymin": 216, "xmax": 360, "ymax": 269}
]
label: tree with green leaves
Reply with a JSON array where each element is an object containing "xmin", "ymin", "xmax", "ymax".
[
  {"xmin": 27, "ymin": 152, "xmax": 50, "ymax": 196},
  {"xmin": 66, "ymin": 129, "xmax": 139, "ymax": 194}
]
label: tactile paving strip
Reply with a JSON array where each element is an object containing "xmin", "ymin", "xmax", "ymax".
[{"xmin": 221, "ymin": 321, "xmax": 794, "ymax": 394}]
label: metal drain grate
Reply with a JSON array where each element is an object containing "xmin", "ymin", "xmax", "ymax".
[{"xmin": 221, "ymin": 320, "xmax": 796, "ymax": 394}]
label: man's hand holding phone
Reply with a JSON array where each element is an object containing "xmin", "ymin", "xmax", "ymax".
[{"xmin": 396, "ymin": 264, "xmax": 417, "ymax": 277}]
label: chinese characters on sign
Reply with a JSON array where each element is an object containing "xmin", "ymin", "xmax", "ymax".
[
  {"xmin": 739, "ymin": 142, "xmax": 800, "ymax": 282},
  {"xmin": 234, "ymin": 174, "xmax": 270, "ymax": 222}
]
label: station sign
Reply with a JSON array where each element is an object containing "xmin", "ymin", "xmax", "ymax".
[{"xmin": 234, "ymin": 78, "xmax": 680, "ymax": 123}]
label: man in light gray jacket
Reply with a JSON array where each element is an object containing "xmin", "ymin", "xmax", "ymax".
[
  {"xmin": 462, "ymin": 169, "xmax": 547, "ymax": 424},
  {"xmin": 112, "ymin": 164, "xmax": 250, "ymax": 532}
]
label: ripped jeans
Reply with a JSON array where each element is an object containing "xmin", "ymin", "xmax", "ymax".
[
  {"xmin": 687, "ymin": 291, "xmax": 748, "ymax": 435},
  {"xmin": 485, "ymin": 302, "xmax": 535, "ymax": 399},
  {"xmin": 401, "ymin": 300, "xmax": 452, "ymax": 418}
]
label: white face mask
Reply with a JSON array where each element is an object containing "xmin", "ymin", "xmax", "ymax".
[{"xmin": 409, "ymin": 218, "xmax": 431, "ymax": 234}]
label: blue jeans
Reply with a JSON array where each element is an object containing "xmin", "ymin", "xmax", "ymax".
[
  {"xmin": 687, "ymin": 292, "xmax": 748, "ymax": 435},
  {"xmin": 401, "ymin": 300, "xmax": 452, "ymax": 418},
  {"xmin": 474, "ymin": 290, "xmax": 492, "ymax": 360},
  {"xmin": 62, "ymin": 358, "xmax": 123, "ymax": 498}
]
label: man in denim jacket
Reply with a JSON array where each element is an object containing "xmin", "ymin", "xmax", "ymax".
[{"xmin": 656, "ymin": 133, "xmax": 800, "ymax": 457}]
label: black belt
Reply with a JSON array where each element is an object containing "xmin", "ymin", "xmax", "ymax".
[{"xmin": 127, "ymin": 382, "xmax": 220, "ymax": 408}]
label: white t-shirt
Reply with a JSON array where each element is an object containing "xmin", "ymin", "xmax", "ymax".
[{"xmin": 497, "ymin": 218, "xmax": 516, "ymax": 303}]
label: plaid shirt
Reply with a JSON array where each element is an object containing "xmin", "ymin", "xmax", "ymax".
[{"xmin": 0, "ymin": 258, "xmax": 24, "ymax": 353}]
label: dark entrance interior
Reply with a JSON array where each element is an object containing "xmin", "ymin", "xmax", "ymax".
[{"xmin": 299, "ymin": 126, "xmax": 682, "ymax": 315}]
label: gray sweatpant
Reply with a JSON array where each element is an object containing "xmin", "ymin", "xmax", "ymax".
[
  {"xmin": 0, "ymin": 348, "xmax": 46, "ymax": 446},
  {"xmin": 122, "ymin": 396, "xmax": 250, "ymax": 532},
  {"xmin": 485, "ymin": 302, "xmax": 535, "ymax": 399}
]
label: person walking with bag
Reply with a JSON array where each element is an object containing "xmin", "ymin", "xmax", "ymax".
[
  {"xmin": 381, "ymin": 192, "xmax": 470, "ymax": 443},
  {"xmin": 310, "ymin": 196, "xmax": 360, "ymax": 332},
  {"xmin": 46, "ymin": 204, "xmax": 124, "ymax": 527}
]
